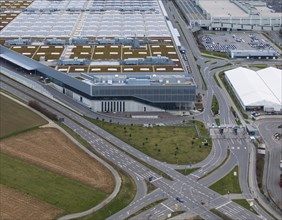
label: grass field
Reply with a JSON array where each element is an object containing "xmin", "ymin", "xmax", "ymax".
[
  {"xmin": 0, "ymin": 128, "xmax": 114, "ymax": 193},
  {"xmin": 210, "ymin": 166, "xmax": 241, "ymax": 195},
  {"xmin": 1, "ymin": 185, "xmax": 64, "ymax": 220},
  {"xmin": 0, "ymin": 153, "xmax": 108, "ymax": 214},
  {"xmin": 0, "ymin": 94, "xmax": 47, "ymax": 138},
  {"xmin": 89, "ymin": 119, "xmax": 212, "ymax": 165}
]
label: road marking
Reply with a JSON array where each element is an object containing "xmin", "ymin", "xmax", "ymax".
[
  {"xmin": 161, "ymin": 203, "xmax": 174, "ymax": 212},
  {"xmin": 216, "ymin": 201, "xmax": 232, "ymax": 209},
  {"xmin": 190, "ymin": 174, "xmax": 200, "ymax": 178},
  {"xmin": 237, "ymin": 147, "xmax": 240, "ymax": 150},
  {"xmin": 134, "ymin": 172, "xmax": 143, "ymax": 179},
  {"xmin": 151, "ymin": 177, "xmax": 163, "ymax": 183}
]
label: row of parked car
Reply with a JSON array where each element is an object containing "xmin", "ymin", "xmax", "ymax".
[{"xmin": 204, "ymin": 43, "xmax": 237, "ymax": 52}]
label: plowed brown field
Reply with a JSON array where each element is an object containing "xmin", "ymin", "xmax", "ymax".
[
  {"xmin": 0, "ymin": 128, "xmax": 114, "ymax": 193},
  {"xmin": 0, "ymin": 185, "xmax": 64, "ymax": 220}
]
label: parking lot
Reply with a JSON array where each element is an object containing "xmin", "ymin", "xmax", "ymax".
[{"xmin": 200, "ymin": 31, "xmax": 281, "ymax": 54}]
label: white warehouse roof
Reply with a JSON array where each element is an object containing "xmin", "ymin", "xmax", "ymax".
[
  {"xmin": 225, "ymin": 67, "xmax": 282, "ymax": 111},
  {"xmin": 256, "ymin": 67, "xmax": 282, "ymax": 104}
]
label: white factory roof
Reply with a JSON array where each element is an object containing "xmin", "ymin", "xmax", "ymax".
[
  {"xmin": 225, "ymin": 67, "xmax": 282, "ymax": 111},
  {"xmin": 257, "ymin": 67, "xmax": 282, "ymax": 104},
  {"xmin": 199, "ymin": 0, "xmax": 248, "ymax": 17}
]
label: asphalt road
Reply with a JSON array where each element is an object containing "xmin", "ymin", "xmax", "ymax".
[
  {"xmin": 255, "ymin": 119, "xmax": 282, "ymax": 210},
  {"xmin": 1, "ymin": 1, "xmax": 281, "ymax": 218},
  {"xmin": 0, "ymin": 74, "xmax": 266, "ymax": 220}
]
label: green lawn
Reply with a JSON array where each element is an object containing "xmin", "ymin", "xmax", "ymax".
[
  {"xmin": 90, "ymin": 119, "xmax": 212, "ymax": 165},
  {"xmin": 0, "ymin": 153, "xmax": 108, "ymax": 214},
  {"xmin": 0, "ymin": 94, "xmax": 47, "ymax": 138},
  {"xmin": 210, "ymin": 166, "xmax": 241, "ymax": 195}
]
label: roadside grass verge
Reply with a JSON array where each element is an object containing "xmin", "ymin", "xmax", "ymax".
[
  {"xmin": 211, "ymin": 95, "xmax": 219, "ymax": 115},
  {"xmin": 209, "ymin": 165, "xmax": 241, "ymax": 195},
  {"xmin": 86, "ymin": 118, "xmax": 211, "ymax": 165},
  {"xmin": 233, "ymin": 199, "xmax": 258, "ymax": 215},
  {"xmin": 187, "ymin": 215, "xmax": 204, "ymax": 220},
  {"xmin": 200, "ymin": 49, "xmax": 228, "ymax": 59},
  {"xmin": 124, "ymin": 199, "xmax": 167, "ymax": 220},
  {"xmin": 58, "ymin": 123, "xmax": 137, "ymax": 220},
  {"xmin": 80, "ymin": 169, "xmax": 136, "ymax": 220},
  {"xmin": 0, "ymin": 153, "xmax": 108, "ymax": 214},
  {"xmin": 168, "ymin": 211, "xmax": 186, "ymax": 219},
  {"xmin": 176, "ymin": 168, "xmax": 199, "ymax": 175},
  {"xmin": 254, "ymin": 199, "xmax": 277, "ymax": 220},
  {"xmin": 145, "ymin": 180, "xmax": 157, "ymax": 193},
  {"xmin": 0, "ymin": 94, "xmax": 47, "ymax": 138},
  {"xmin": 210, "ymin": 63, "xmax": 232, "ymax": 71},
  {"xmin": 199, "ymin": 149, "xmax": 230, "ymax": 180},
  {"xmin": 219, "ymin": 71, "xmax": 248, "ymax": 119},
  {"xmin": 262, "ymin": 32, "xmax": 282, "ymax": 51},
  {"xmin": 201, "ymin": 53, "xmax": 225, "ymax": 60},
  {"xmin": 210, "ymin": 209, "xmax": 233, "ymax": 220},
  {"xmin": 256, "ymin": 154, "xmax": 265, "ymax": 194},
  {"xmin": 213, "ymin": 74, "xmax": 222, "ymax": 88},
  {"xmin": 248, "ymin": 64, "xmax": 267, "ymax": 69},
  {"xmin": 197, "ymin": 64, "xmax": 207, "ymax": 91}
]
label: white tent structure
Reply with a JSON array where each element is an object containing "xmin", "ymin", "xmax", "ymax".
[{"xmin": 225, "ymin": 67, "xmax": 282, "ymax": 112}]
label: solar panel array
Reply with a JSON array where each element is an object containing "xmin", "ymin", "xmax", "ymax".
[
  {"xmin": 0, "ymin": 0, "xmax": 170, "ymax": 38},
  {"xmin": 27, "ymin": 0, "xmax": 87, "ymax": 10},
  {"xmin": 0, "ymin": 13, "xmax": 79, "ymax": 38},
  {"xmin": 80, "ymin": 13, "xmax": 170, "ymax": 37}
]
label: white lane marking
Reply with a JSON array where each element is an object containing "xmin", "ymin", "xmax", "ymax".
[
  {"xmin": 150, "ymin": 177, "xmax": 163, "ymax": 183},
  {"xmin": 161, "ymin": 203, "xmax": 174, "ymax": 212},
  {"xmin": 190, "ymin": 174, "xmax": 200, "ymax": 178},
  {"xmin": 134, "ymin": 172, "xmax": 143, "ymax": 179},
  {"xmin": 216, "ymin": 201, "xmax": 232, "ymax": 209}
]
